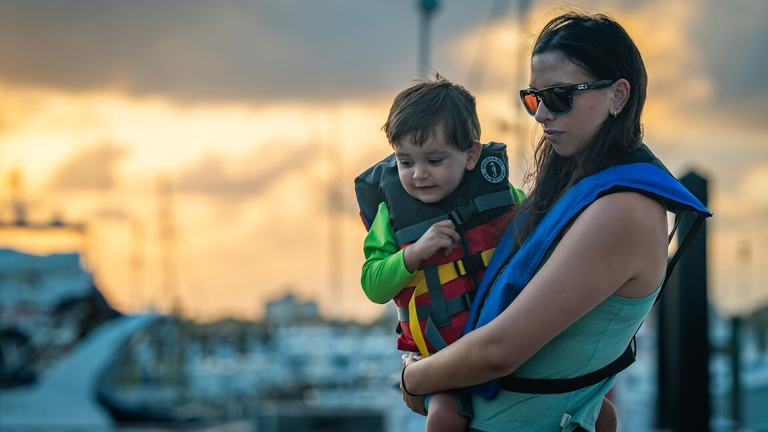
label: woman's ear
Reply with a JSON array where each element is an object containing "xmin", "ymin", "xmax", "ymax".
[
  {"xmin": 465, "ymin": 140, "xmax": 483, "ymax": 170},
  {"xmin": 610, "ymin": 79, "xmax": 631, "ymax": 116}
]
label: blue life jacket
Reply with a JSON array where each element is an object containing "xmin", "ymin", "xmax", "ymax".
[{"xmin": 462, "ymin": 144, "xmax": 713, "ymax": 399}]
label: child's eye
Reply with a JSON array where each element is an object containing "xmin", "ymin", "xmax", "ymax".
[
  {"xmin": 428, "ymin": 159, "xmax": 443, "ymax": 165},
  {"xmin": 398, "ymin": 160, "xmax": 413, "ymax": 167}
]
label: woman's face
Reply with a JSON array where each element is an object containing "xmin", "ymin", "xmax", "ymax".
[{"xmin": 529, "ymin": 51, "xmax": 614, "ymax": 164}]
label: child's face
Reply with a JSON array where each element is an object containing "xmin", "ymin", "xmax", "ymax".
[{"xmin": 394, "ymin": 128, "xmax": 474, "ymax": 204}]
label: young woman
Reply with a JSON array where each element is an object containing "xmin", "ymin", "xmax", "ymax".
[{"xmin": 398, "ymin": 11, "xmax": 711, "ymax": 432}]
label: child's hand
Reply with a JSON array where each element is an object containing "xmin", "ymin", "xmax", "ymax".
[
  {"xmin": 401, "ymin": 352, "xmax": 424, "ymax": 366},
  {"xmin": 415, "ymin": 220, "xmax": 460, "ymax": 258},
  {"xmin": 403, "ymin": 220, "xmax": 459, "ymax": 272}
]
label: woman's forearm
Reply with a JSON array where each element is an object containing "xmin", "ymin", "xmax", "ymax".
[{"xmin": 403, "ymin": 322, "xmax": 519, "ymax": 395}]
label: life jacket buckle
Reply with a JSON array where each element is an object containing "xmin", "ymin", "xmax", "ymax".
[
  {"xmin": 459, "ymin": 252, "xmax": 486, "ymax": 276},
  {"xmin": 448, "ymin": 209, "xmax": 464, "ymax": 226},
  {"xmin": 452, "ymin": 259, "xmax": 467, "ymax": 277},
  {"xmin": 460, "ymin": 291, "xmax": 475, "ymax": 310}
]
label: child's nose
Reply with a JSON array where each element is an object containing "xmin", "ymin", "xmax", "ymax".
[{"xmin": 413, "ymin": 165, "xmax": 428, "ymax": 180}]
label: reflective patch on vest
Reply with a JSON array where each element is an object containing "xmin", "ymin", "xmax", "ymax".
[{"xmin": 480, "ymin": 156, "xmax": 506, "ymax": 184}]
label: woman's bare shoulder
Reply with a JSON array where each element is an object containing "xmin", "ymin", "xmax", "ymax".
[
  {"xmin": 587, "ymin": 191, "xmax": 667, "ymax": 225},
  {"xmin": 580, "ymin": 191, "xmax": 668, "ymax": 296}
]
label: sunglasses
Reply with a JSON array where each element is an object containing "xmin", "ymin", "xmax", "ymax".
[{"xmin": 519, "ymin": 79, "xmax": 616, "ymax": 116}]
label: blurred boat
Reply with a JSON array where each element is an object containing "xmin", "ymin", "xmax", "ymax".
[
  {"xmin": 0, "ymin": 313, "xmax": 159, "ymax": 429},
  {"xmin": 0, "ymin": 248, "xmax": 121, "ymax": 386}
]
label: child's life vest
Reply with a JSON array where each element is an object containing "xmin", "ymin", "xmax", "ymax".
[
  {"xmin": 355, "ymin": 143, "xmax": 517, "ymax": 357},
  {"xmin": 463, "ymin": 144, "xmax": 713, "ymax": 399}
]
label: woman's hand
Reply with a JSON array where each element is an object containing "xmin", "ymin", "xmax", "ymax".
[{"xmin": 400, "ymin": 354, "xmax": 427, "ymax": 415}]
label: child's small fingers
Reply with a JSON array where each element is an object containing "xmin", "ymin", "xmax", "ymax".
[
  {"xmin": 435, "ymin": 219, "xmax": 455, "ymax": 230},
  {"xmin": 450, "ymin": 230, "xmax": 461, "ymax": 243}
]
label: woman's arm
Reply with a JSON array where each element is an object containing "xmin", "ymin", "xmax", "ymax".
[{"xmin": 402, "ymin": 192, "xmax": 668, "ymax": 396}]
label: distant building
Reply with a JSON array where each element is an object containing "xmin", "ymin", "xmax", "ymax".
[
  {"xmin": 265, "ymin": 293, "xmax": 321, "ymax": 326},
  {"xmin": 0, "ymin": 249, "xmax": 92, "ymax": 312}
]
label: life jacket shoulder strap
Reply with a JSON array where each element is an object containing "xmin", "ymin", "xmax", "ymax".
[{"xmin": 394, "ymin": 189, "xmax": 514, "ymax": 245}]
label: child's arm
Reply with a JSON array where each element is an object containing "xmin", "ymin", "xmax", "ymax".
[
  {"xmin": 361, "ymin": 202, "xmax": 418, "ymax": 304},
  {"xmin": 510, "ymin": 183, "xmax": 526, "ymax": 205},
  {"xmin": 362, "ymin": 203, "xmax": 461, "ymax": 304}
]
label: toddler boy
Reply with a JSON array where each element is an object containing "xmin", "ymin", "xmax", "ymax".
[{"xmin": 355, "ymin": 75, "xmax": 523, "ymax": 431}]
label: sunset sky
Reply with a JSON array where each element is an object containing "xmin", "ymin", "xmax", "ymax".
[{"xmin": 1, "ymin": 0, "xmax": 766, "ymax": 322}]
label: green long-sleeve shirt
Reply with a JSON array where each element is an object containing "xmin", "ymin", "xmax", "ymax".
[{"xmin": 360, "ymin": 184, "xmax": 526, "ymax": 304}]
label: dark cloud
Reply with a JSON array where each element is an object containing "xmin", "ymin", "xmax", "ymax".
[
  {"xmin": 691, "ymin": 1, "xmax": 768, "ymax": 98},
  {"xmin": 0, "ymin": 0, "xmax": 505, "ymax": 103},
  {"xmin": 1, "ymin": 0, "xmax": 766, "ymax": 119},
  {"xmin": 688, "ymin": 0, "xmax": 768, "ymax": 124},
  {"xmin": 50, "ymin": 143, "xmax": 126, "ymax": 191}
]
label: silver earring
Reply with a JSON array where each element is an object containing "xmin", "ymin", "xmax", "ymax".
[{"xmin": 613, "ymin": 106, "xmax": 619, "ymax": 118}]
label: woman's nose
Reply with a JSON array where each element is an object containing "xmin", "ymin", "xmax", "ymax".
[{"xmin": 534, "ymin": 99, "xmax": 554, "ymax": 123}]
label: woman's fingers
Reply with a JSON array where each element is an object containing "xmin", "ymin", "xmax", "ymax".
[{"xmin": 400, "ymin": 389, "xmax": 427, "ymax": 416}]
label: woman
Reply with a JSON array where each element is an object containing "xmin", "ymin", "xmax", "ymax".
[{"xmin": 399, "ymin": 11, "xmax": 711, "ymax": 432}]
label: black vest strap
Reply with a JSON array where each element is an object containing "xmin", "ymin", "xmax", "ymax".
[
  {"xmin": 425, "ymin": 265, "xmax": 451, "ymax": 328},
  {"xmin": 397, "ymin": 291, "xmax": 474, "ymax": 322},
  {"xmin": 394, "ymin": 190, "xmax": 514, "ymax": 245},
  {"xmin": 499, "ymin": 338, "xmax": 636, "ymax": 394},
  {"xmin": 394, "ymin": 214, "xmax": 449, "ymax": 246},
  {"xmin": 658, "ymin": 213, "xmax": 705, "ymax": 305},
  {"xmin": 450, "ymin": 190, "xmax": 516, "ymax": 225},
  {"xmin": 424, "ymin": 317, "xmax": 449, "ymax": 351}
]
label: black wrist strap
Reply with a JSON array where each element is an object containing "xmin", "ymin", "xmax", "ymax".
[{"xmin": 401, "ymin": 364, "xmax": 421, "ymax": 397}]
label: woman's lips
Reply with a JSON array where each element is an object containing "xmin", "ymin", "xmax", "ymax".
[{"xmin": 544, "ymin": 129, "xmax": 563, "ymax": 141}]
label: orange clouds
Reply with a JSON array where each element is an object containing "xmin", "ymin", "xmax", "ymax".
[{"xmin": 1, "ymin": 1, "xmax": 766, "ymax": 323}]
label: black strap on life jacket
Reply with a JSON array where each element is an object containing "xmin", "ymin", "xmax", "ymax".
[
  {"xmin": 397, "ymin": 291, "xmax": 475, "ymax": 322},
  {"xmin": 395, "ymin": 189, "xmax": 513, "ymax": 354},
  {"xmin": 498, "ymin": 210, "xmax": 706, "ymax": 394},
  {"xmin": 394, "ymin": 190, "xmax": 515, "ymax": 245}
]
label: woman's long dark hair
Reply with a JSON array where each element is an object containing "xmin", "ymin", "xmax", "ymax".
[{"xmin": 513, "ymin": 12, "xmax": 648, "ymax": 248}]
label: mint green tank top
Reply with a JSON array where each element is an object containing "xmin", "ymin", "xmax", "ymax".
[{"xmin": 468, "ymin": 284, "xmax": 661, "ymax": 432}]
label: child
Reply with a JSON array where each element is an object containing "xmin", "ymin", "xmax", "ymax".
[
  {"xmin": 355, "ymin": 75, "xmax": 619, "ymax": 431},
  {"xmin": 355, "ymin": 75, "xmax": 524, "ymax": 431}
]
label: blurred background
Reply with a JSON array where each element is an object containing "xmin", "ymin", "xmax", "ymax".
[{"xmin": 0, "ymin": 0, "xmax": 766, "ymax": 431}]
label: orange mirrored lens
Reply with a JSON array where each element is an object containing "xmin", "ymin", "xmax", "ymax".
[{"xmin": 522, "ymin": 93, "xmax": 538, "ymax": 115}]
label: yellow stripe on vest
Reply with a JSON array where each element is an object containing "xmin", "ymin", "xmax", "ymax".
[
  {"xmin": 408, "ymin": 278, "xmax": 431, "ymax": 357},
  {"xmin": 405, "ymin": 248, "xmax": 495, "ymax": 358}
]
